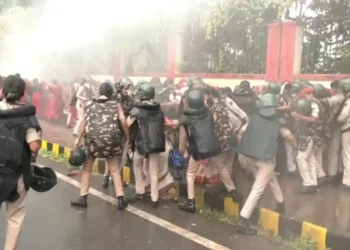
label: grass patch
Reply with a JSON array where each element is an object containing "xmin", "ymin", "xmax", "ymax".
[
  {"xmin": 198, "ymin": 206, "xmax": 237, "ymax": 225},
  {"xmin": 195, "ymin": 206, "xmax": 326, "ymax": 250},
  {"xmin": 39, "ymin": 149, "xmax": 77, "ymax": 170},
  {"xmin": 275, "ymin": 236, "xmax": 331, "ymax": 250}
]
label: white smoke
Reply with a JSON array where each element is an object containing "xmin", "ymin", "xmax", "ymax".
[{"xmin": 0, "ymin": 0, "xmax": 191, "ymax": 81}]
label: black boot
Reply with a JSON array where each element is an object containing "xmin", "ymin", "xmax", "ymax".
[
  {"xmin": 151, "ymin": 200, "xmax": 159, "ymax": 208},
  {"xmin": 179, "ymin": 199, "xmax": 196, "ymax": 213},
  {"xmin": 338, "ymin": 184, "xmax": 350, "ymax": 189},
  {"xmin": 276, "ymin": 201, "xmax": 285, "ymax": 214},
  {"xmin": 71, "ymin": 196, "xmax": 88, "ymax": 208},
  {"xmin": 102, "ymin": 176, "xmax": 109, "ymax": 188},
  {"xmin": 317, "ymin": 176, "xmax": 327, "ymax": 186},
  {"xmin": 117, "ymin": 196, "xmax": 128, "ymax": 210},
  {"xmin": 228, "ymin": 189, "xmax": 242, "ymax": 203},
  {"xmin": 236, "ymin": 216, "xmax": 257, "ymax": 235},
  {"xmin": 298, "ymin": 185, "xmax": 317, "ymax": 195}
]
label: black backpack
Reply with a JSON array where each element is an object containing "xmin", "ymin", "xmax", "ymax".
[
  {"xmin": 137, "ymin": 109, "xmax": 166, "ymax": 155},
  {"xmin": 184, "ymin": 111, "xmax": 221, "ymax": 160},
  {"xmin": 0, "ymin": 118, "xmax": 26, "ymax": 175}
]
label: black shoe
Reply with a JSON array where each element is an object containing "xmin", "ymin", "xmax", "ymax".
[
  {"xmin": 117, "ymin": 196, "xmax": 128, "ymax": 210},
  {"xmin": 228, "ymin": 189, "xmax": 242, "ymax": 203},
  {"xmin": 179, "ymin": 199, "xmax": 196, "ymax": 213},
  {"xmin": 71, "ymin": 196, "xmax": 88, "ymax": 208},
  {"xmin": 236, "ymin": 216, "xmax": 257, "ymax": 235},
  {"xmin": 298, "ymin": 185, "xmax": 317, "ymax": 195},
  {"xmin": 338, "ymin": 184, "xmax": 350, "ymax": 189},
  {"xmin": 327, "ymin": 176, "xmax": 338, "ymax": 184},
  {"xmin": 317, "ymin": 176, "xmax": 327, "ymax": 186},
  {"xmin": 276, "ymin": 201, "xmax": 285, "ymax": 214},
  {"xmin": 102, "ymin": 176, "xmax": 109, "ymax": 188},
  {"xmin": 151, "ymin": 200, "xmax": 159, "ymax": 208}
]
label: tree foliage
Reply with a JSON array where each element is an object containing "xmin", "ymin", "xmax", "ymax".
[
  {"xmin": 299, "ymin": 0, "xmax": 350, "ymax": 74},
  {"xmin": 180, "ymin": 0, "xmax": 294, "ymax": 74}
]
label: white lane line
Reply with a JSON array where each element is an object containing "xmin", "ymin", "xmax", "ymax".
[{"xmin": 47, "ymin": 167, "xmax": 231, "ymax": 250}]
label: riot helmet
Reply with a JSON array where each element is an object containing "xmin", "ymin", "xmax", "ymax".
[
  {"xmin": 187, "ymin": 90, "xmax": 205, "ymax": 110},
  {"xmin": 258, "ymin": 93, "xmax": 278, "ymax": 117},
  {"xmin": 295, "ymin": 98, "xmax": 312, "ymax": 116},
  {"xmin": 138, "ymin": 82, "xmax": 155, "ymax": 100},
  {"xmin": 99, "ymin": 82, "xmax": 114, "ymax": 99},
  {"xmin": 188, "ymin": 76, "xmax": 205, "ymax": 90},
  {"xmin": 30, "ymin": 165, "xmax": 57, "ymax": 192},
  {"xmin": 69, "ymin": 146, "xmax": 87, "ymax": 167},
  {"xmin": 312, "ymin": 84, "xmax": 327, "ymax": 99},
  {"xmin": 119, "ymin": 76, "xmax": 133, "ymax": 90},
  {"xmin": 267, "ymin": 82, "xmax": 281, "ymax": 95},
  {"xmin": 340, "ymin": 79, "xmax": 350, "ymax": 94}
]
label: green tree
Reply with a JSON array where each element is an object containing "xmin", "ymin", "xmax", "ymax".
[
  {"xmin": 300, "ymin": 0, "xmax": 350, "ymax": 74},
  {"xmin": 180, "ymin": 0, "xmax": 294, "ymax": 74}
]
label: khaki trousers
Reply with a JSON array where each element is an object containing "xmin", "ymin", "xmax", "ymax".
[
  {"xmin": 73, "ymin": 101, "xmax": 85, "ymax": 135},
  {"xmin": 239, "ymin": 155, "xmax": 284, "ymax": 219},
  {"xmin": 81, "ymin": 156, "xmax": 124, "ymax": 197},
  {"xmin": 328, "ymin": 126, "xmax": 343, "ymax": 176},
  {"xmin": 297, "ymin": 140, "xmax": 317, "ymax": 186},
  {"xmin": 186, "ymin": 151, "xmax": 236, "ymax": 200},
  {"xmin": 133, "ymin": 150, "xmax": 160, "ymax": 202},
  {"xmin": 222, "ymin": 149, "xmax": 236, "ymax": 177},
  {"xmin": 314, "ymin": 145, "xmax": 326, "ymax": 179},
  {"xmin": 104, "ymin": 164, "xmax": 110, "ymax": 176},
  {"xmin": 342, "ymin": 131, "xmax": 350, "ymax": 186},
  {"xmin": 1, "ymin": 176, "xmax": 27, "ymax": 250},
  {"xmin": 285, "ymin": 141, "xmax": 297, "ymax": 172}
]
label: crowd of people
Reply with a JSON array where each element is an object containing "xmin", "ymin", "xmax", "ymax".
[
  {"xmin": 56, "ymin": 75, "xmax": 348, "ymax": 235},
  {"xmin": 1, "ymin": 73, "xmax": 349, "ymax": 249}
]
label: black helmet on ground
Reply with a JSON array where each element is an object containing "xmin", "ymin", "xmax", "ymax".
[{"xmin": 30, "ymin": 164, "xmax": 57, "ymax": 192}]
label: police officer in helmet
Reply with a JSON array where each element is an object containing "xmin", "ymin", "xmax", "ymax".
[
  {"xmin": 237, "ymin": 93, "xmax": 296, "ymax": 235},
  {"xmin": 71, "ymin": 82, "xmax": 129, "ymax": 210},
  {"xmin": 178, "ymin": 90, "xmax": 222, "ymax": 213},
  {"xmin": 0, "ymin": 75, "xmax": 42, "ymax": 250},
  {"xmin": 103, "ymin": 77, "xmax": 134, "ymax": 188},
  {"xmin": 127, "ymin": 82, "xmax": 166, "ymax": 208}
]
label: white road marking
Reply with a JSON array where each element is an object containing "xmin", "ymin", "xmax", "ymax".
[{"xmin": 41, "ymin": 165, "xmax": 231, "ymax": 250}]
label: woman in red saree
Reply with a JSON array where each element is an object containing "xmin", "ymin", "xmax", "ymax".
[
  {"xmin": 45, "ymin": 80, "xmax": 64, "ymax": 122},
  {"xmin": 31, "ymin": 79, "xmax": 42, "ymax": 117}
]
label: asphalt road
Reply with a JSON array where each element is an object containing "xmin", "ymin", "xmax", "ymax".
[
  {"xmin": 0, "ymin": 157, "xmax": 292, "ymax": 250},
  {"xmin": 37, "ymin": 119, "xmax": 350, "ymax": 238}
]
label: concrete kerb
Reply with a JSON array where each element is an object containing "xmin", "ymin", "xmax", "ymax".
[{"xmin": 40, "ymin": 139, "xmax": 350, "ymax": 250}]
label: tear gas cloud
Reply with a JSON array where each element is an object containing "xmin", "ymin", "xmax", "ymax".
[{"xmin": 0, "ymin": 0, "xmax": 190, "ymax": 81}]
